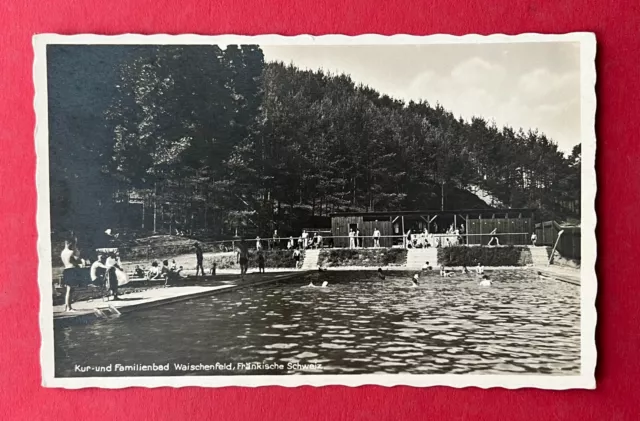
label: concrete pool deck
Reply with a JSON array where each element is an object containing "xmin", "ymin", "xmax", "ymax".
[
  {"xmin": 535, "ymin": 265, "xmax": 581, "ymax": 286},
  {"xmin": 53, "ymin": 271, "xmax": 304, "ymax": 325}
]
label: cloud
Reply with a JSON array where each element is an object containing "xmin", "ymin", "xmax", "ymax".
[
  {"xmin": 518, "ymin": 68, "xmax": 580, "ymax": 104},
  {"xmin": 450, "ymin": 57, "xmax": 507, "ymax": 88},
  {"xmin": 262, "ymin": 46, "xmax": 581, "ymax": 153}
]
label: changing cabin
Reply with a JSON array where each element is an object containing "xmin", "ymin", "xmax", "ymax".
[{"xmin": 329, "ymin": 208, "xmax": 536, "ymax": 248}]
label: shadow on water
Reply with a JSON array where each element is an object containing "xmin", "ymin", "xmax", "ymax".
[{"xmin": 54, "ymin": 270, "xmax": 580, "ymax": 377}]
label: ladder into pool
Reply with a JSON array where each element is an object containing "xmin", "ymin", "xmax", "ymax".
[{"xmin": 93, "ymin": 305, "xmax": 121, "ymax": 319}]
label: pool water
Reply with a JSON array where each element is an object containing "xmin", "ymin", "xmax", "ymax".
[{"xmin": 54, "ymin": 270, "xmax": 581, "ymax": 377}]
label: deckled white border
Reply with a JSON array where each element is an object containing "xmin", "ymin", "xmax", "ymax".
[{"xmin": 34, "ymin": 32, "xmax": 597, "ymax": 389}]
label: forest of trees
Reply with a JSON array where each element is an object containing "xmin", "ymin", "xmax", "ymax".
[{"xmin": 48, "ymin": 45, "xmax": 581, "ymax": 240}]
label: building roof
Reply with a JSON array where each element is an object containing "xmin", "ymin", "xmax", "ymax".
[{"xmin": 330, "ymin": 208, "xmax": 536, "ymax": 218}]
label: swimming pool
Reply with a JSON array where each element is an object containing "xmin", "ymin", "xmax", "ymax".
[{"xmin": 54, "ymin": 270, "xmax": 580, "ymax": 377}]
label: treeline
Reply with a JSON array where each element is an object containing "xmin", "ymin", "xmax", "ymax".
[
  {"xmin": 241, "ymin": 62, "xmax": 581, "ymax": 225},
  {"xmin": 48, "ymin": 45, "xmax": 580, "ymax": 241}
]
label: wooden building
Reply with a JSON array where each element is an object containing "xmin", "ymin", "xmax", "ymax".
[
  {"xmin": 535, "ymin": 221, "xmax": 581, "ymax": 260},
  {"xmin": 330, "ymin": 208, "xmax": 536, "ymax": 248}
]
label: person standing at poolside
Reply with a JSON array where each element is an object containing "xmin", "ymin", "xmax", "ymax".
[
  {"xmin": 356, "ymin": 228, "xmax": 362, "ymax": 248},
  {"xmin": 302, "ymin": 230, "xmax": 309, "ymax": 249},
  {"xmin": 349, "ymin": 228, "xmax": 356, "ymax": 249},
  {"xmin": 373, "ymin": 227, "xmax": 381, "ymax": 248},
  {"xmin": 531, "ymin": 232, "xmax": 538, "ymax": 246},
  {"xmin": 287, "ymin": 236, "xmax": 294, "ymax": 250},
  {"xmin": 236, "ymin": 239, "xmax": 249, "ymax": 278},
  {"xmin": 256, "ymin": 236, "xmax": 262, "ymax": 251},
  {"xmin": 60, "ymin": 239, "xmax": 83, "ymax": 312},
  {"xmin": 258, "ymin": 251, "xmax": 266, "ymax": 273},
  {"xmin": 194, "ymin": 243, "xmax": 205, "ymax": 277},
  {"xmin": 292, "ymin": 248, "xmax": 302, "ymax": 269},
  {"xmin": 104, "ymin": 252, "xmax": 123, "ymax": 300}
]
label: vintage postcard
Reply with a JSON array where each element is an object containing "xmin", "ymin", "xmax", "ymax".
[{"xmin": 34, "ymin": 33, "xmax": 596, "ymax": 389}]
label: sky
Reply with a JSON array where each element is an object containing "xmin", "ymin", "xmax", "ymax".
[{"xmin": 262, "ymin": 42, "xmax": 581, "ymax": 155}]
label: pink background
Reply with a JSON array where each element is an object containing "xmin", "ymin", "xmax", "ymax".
[{"xmin": 0, "ymin": 0, "xmax": 635, "ymax": 419}]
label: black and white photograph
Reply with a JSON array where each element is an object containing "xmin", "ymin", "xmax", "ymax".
[{"xmin": 34, "ymin": 33, "xmax": 596, "ymax": 389}]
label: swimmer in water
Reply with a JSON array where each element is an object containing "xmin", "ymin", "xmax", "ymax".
[
  {"xmin": 476, "ymin": 262, "xmax": 484, "ymax": 275},
  {"xmin": 479, "ymin": 275, "xmax": 492, "ymax": 286},
  {"xmin": 321, "ymin": 281, "xmax": 328, "ymax": 288},
  {"xmin": 440, "ymin": 265, "xmax": 454, "ymax": 277},
  {"xmin": 377, "ymin": 268, "xmax": 386, "ymax": 280},
  {"xmin": 461, "ymin": 265, "xmax": 469, "ymax": 274},
  {"xmin": 411, "ymin": 273, "xmax": 419, "ymax": 286}
]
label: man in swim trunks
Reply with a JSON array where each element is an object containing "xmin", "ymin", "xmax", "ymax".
[
  {"xmin": 90, "ymin": 254, "xmax": 108, "ymax": 287},
  {"xmin": 236, "ymin": 239, "xmax": 249, "ymax": 278},
  {"xmin": 194, "ymin": 243, "xmax": 205, "ymax": 277},
  {"xmin": 292, "ymin": 248, "xmax": 302, "ymax": 269},
  {"xmin": 60, "ymin": 240, "xmax": 84, "ymax": 311},
  {"xmin": 373, "ymin": 227, "xmax": 381, "ymax": 248}
]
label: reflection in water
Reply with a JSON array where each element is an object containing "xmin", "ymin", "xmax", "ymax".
[{"xmin": 54, "ymin": 271, "xmax": 580, "ymax": 376}]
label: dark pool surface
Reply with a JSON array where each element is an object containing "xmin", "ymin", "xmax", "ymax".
[{"xmin": 54, "ymin": 270, "xmax": 581, "ymax": 377}]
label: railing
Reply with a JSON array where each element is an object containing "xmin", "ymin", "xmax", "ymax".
[
  {"xmin": 124, "ymin": 232, "xmax": 536, "ymax": 261},
  {"xmin": 194, "ymin": 232, "xmax": 533, "ymax": 251}
]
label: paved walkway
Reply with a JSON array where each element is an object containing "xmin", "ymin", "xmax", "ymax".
[
  {"xmin": 535, "ymin": 265, "xmax": 580, "ymax": 286},
  {"xmin": 54, "ymin": 272, "xmax": 302, "ymax": 321}
]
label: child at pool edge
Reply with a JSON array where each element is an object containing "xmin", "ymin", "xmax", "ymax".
[
  {"xmin": 377, "ymin": 268, "xmax": 385, "ymax": 280},
  {"xmin": 210, "ymin": 262, "xmax": 217, "ymax": 276},
  {"xmin": 422, "ymin": 261, "xmax": 433, "ymax": 271},
  {"xmin": 476, "ymin": 263, "xmax": 484, "ymax": 275},
  {"xmin": 134, "ymin": 265, "xmax": 145, "ymax": 278}
]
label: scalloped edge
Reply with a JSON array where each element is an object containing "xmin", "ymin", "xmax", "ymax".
[{"xmin": 33, "ymin": 32, "xmax": 597, "ymax": 390}]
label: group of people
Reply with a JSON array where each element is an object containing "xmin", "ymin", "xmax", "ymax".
[
  {"xmin": 405, "ymin": 225, "xmax": 466, "ymax": 249},
  {"xmin": 345, "ymin": 224, "xmax": 469, "ymax": 249},
  {"xmin": 374, "ymin": 261, "xmax": 491, "ymax": 287},
  {"xmin": 251, "ymin": 230, "xmax": 326, "ymax": 252},
  {"xmin": 284, "ymin": 230, "xmax": 324, "ymax": 250},
  {"xmin": 59, "ymin": 230, "xmax": 129, "ymax": 312},
  {"xmin": 137, "ymin": 258, "xmax": 185, "ymax": 286},
  {"xmin": 233, "ymin": 238, "xmax": 267, "ymax": 278}
]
